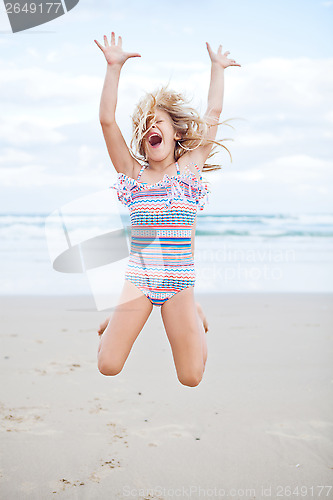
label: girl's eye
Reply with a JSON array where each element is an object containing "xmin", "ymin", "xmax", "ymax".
[{"xmin": 156, "ymin": 120, "xmax": 163, "ymax": 124}]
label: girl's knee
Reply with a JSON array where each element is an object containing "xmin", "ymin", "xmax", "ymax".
[
  {"xmin": 97, "ymin": 356, "xmax": 124, "ymax": 376},
  {"xmin": 178, "ymin": 368, "xmax": 204, "ymax": 387}
]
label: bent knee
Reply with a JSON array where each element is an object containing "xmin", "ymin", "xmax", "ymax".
[
  {"xmin": 178, "ymin": 370, "xmax": 203, "ymax": 387},
  {"xmin": 97, "ymin": 357, "xmax": 124, "ymax": 377}
]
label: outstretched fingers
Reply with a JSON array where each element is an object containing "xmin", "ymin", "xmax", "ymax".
[
  {"xmin": 206, "ymin": 40, "xmax": 241, "ymax": 68},
  {"xmin": 94, "ymin": 32, "xmax": 141, "ymax": 66},
  {"xmin": 110, "ymin": 31, "xmax": 123, "ymax": 47},
  {"xmin": 94, "ymin": 39, "xmax": 104, "ymax": 52},
  {"xmin": 206, "ymin": 41, "xmax": 213, "ymax": 57}
]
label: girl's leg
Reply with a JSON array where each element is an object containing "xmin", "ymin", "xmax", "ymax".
[
  {"xmin": 97, "ymin": 279, "xmax": 153, "ymax": 376},
  {"xmin": 98, "ymin": 301, "xmax": 208, "ymax": 335},
  {"xmin": 160, "ymin": 286, "xmax": 207, "ymax": 387}
]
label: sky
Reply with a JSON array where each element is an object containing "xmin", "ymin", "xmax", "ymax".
[{"xmin": 0, "ymin": 0, "xmax": 332, "ymax": 215}]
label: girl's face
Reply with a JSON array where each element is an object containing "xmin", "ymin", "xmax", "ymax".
[{"xmin": 143, "ymin": 108, "xmax": 180, "ymax": 163}]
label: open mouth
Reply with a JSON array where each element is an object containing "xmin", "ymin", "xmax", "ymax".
[{"xmin": 148, "ymin": 133, "xmax": 162, "ymax": 148}]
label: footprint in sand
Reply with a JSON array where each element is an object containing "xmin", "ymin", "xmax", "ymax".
[
  {"xmin": 0, "ymin": 405, "xmax": 52, "ymax": 435},
  {"xmin": 34, "ymin": 361, "xmax": 82, "ymax": 376},
  {"xmin": 132, "ymin": 423, "xmax": 196, "ymax": 443},
  {"xmin": 52, "ymin": 478, "xmax": 85, "ymax": 492},
  {"xmin": 101, "ymin": 459, "xmax": 121, "ymax": 469},
  {"xmin": 106, "ymin": 422, "xmax": 129, "ymax": 446}
]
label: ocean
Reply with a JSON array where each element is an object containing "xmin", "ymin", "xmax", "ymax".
[{"xmin": 1, "ymin": 212, "xmax": 332, "ymax": 308}]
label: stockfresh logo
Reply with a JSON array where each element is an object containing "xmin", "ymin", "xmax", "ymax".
[{"xmin": 3, "ymin": 0, "xmax": 79, "ymax": 33}]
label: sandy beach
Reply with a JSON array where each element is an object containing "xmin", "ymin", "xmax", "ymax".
[{"xmin": 0, "ymin": 293, "xmax": 332, "ymax": 499}]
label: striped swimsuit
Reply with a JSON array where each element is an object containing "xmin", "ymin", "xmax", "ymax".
[{"xmin": 110, "ymin": 161, "xmax": 209, "ymax": 306}]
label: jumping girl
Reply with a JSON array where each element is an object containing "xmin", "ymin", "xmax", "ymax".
[{"xmin": 94, "ymin": 32, "xmax": 240, "ymax": 387}]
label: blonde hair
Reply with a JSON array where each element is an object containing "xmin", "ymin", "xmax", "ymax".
[{"xmin": 129, "ymin": 84, "xmax": 235, "ymax": 172}]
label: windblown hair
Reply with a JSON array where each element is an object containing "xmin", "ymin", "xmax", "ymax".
[{"xmin": 129, "ymin": 84, "xmax": 235, "ymax": 172}]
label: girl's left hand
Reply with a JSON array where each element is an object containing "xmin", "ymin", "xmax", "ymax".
[{"xmin": 206, "ymin": 42, "xmax": 241, "ymax": 68}]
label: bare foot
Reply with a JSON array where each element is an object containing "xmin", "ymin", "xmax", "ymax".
[{"xmin": 196, "ymin": 301, "xmax": 209, "ymax": 333}]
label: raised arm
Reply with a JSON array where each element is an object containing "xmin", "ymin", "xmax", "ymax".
[
  {"xmin": 182, "ymin": 42, "xmax": 241, "ymax": 169},
  {"xmin": 204, "ymin": 42, "xmax": 241, "ymax": 137},
  {"xmin": 94, "ymin": 32, "xmax": 141, "ymax": 176}
]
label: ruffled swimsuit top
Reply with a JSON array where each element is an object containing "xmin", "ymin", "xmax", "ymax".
[
  {"xmin": 110, "ymin": 161, "xmax": 210, "ymax": 228},
  {"xmin": 109, "ymin": 162, "xmax": 210, "ymax": 305}
]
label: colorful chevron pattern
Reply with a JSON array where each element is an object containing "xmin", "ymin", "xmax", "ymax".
[{"xmin": 110, "ymin": 161, "xmax": 210, "ymax": 306}]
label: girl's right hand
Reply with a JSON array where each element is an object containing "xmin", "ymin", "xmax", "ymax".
[{"xmin": 94, "ymin": 32, "xmax": 141, "ymax": 67}]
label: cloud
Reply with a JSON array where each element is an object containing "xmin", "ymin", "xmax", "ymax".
[
  {"xmin": 0, "ymin": 164, "xmax": 107, "ymax": 188},
  {"xmin": 0, "ymin": 148, "xmax": 34, "ymax": 165},
  {"xmin": 0, "ymin": 51, "xmax": 332, "ymax": 213},
  {"xmin": 0, "ymin": 116, "xmax": 66, "ymax": 146},
  {"xmin": 0, "ymin": 61, "xmax": 100, "ymax": 103},
  {"xmin": 226, "ymin": 155, "xmax": 332, "ymax": 184}
]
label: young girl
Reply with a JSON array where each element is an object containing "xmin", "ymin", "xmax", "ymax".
[{"xmin": 94, "ymin": 32, "xmax": 240, "ymax": 387}]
